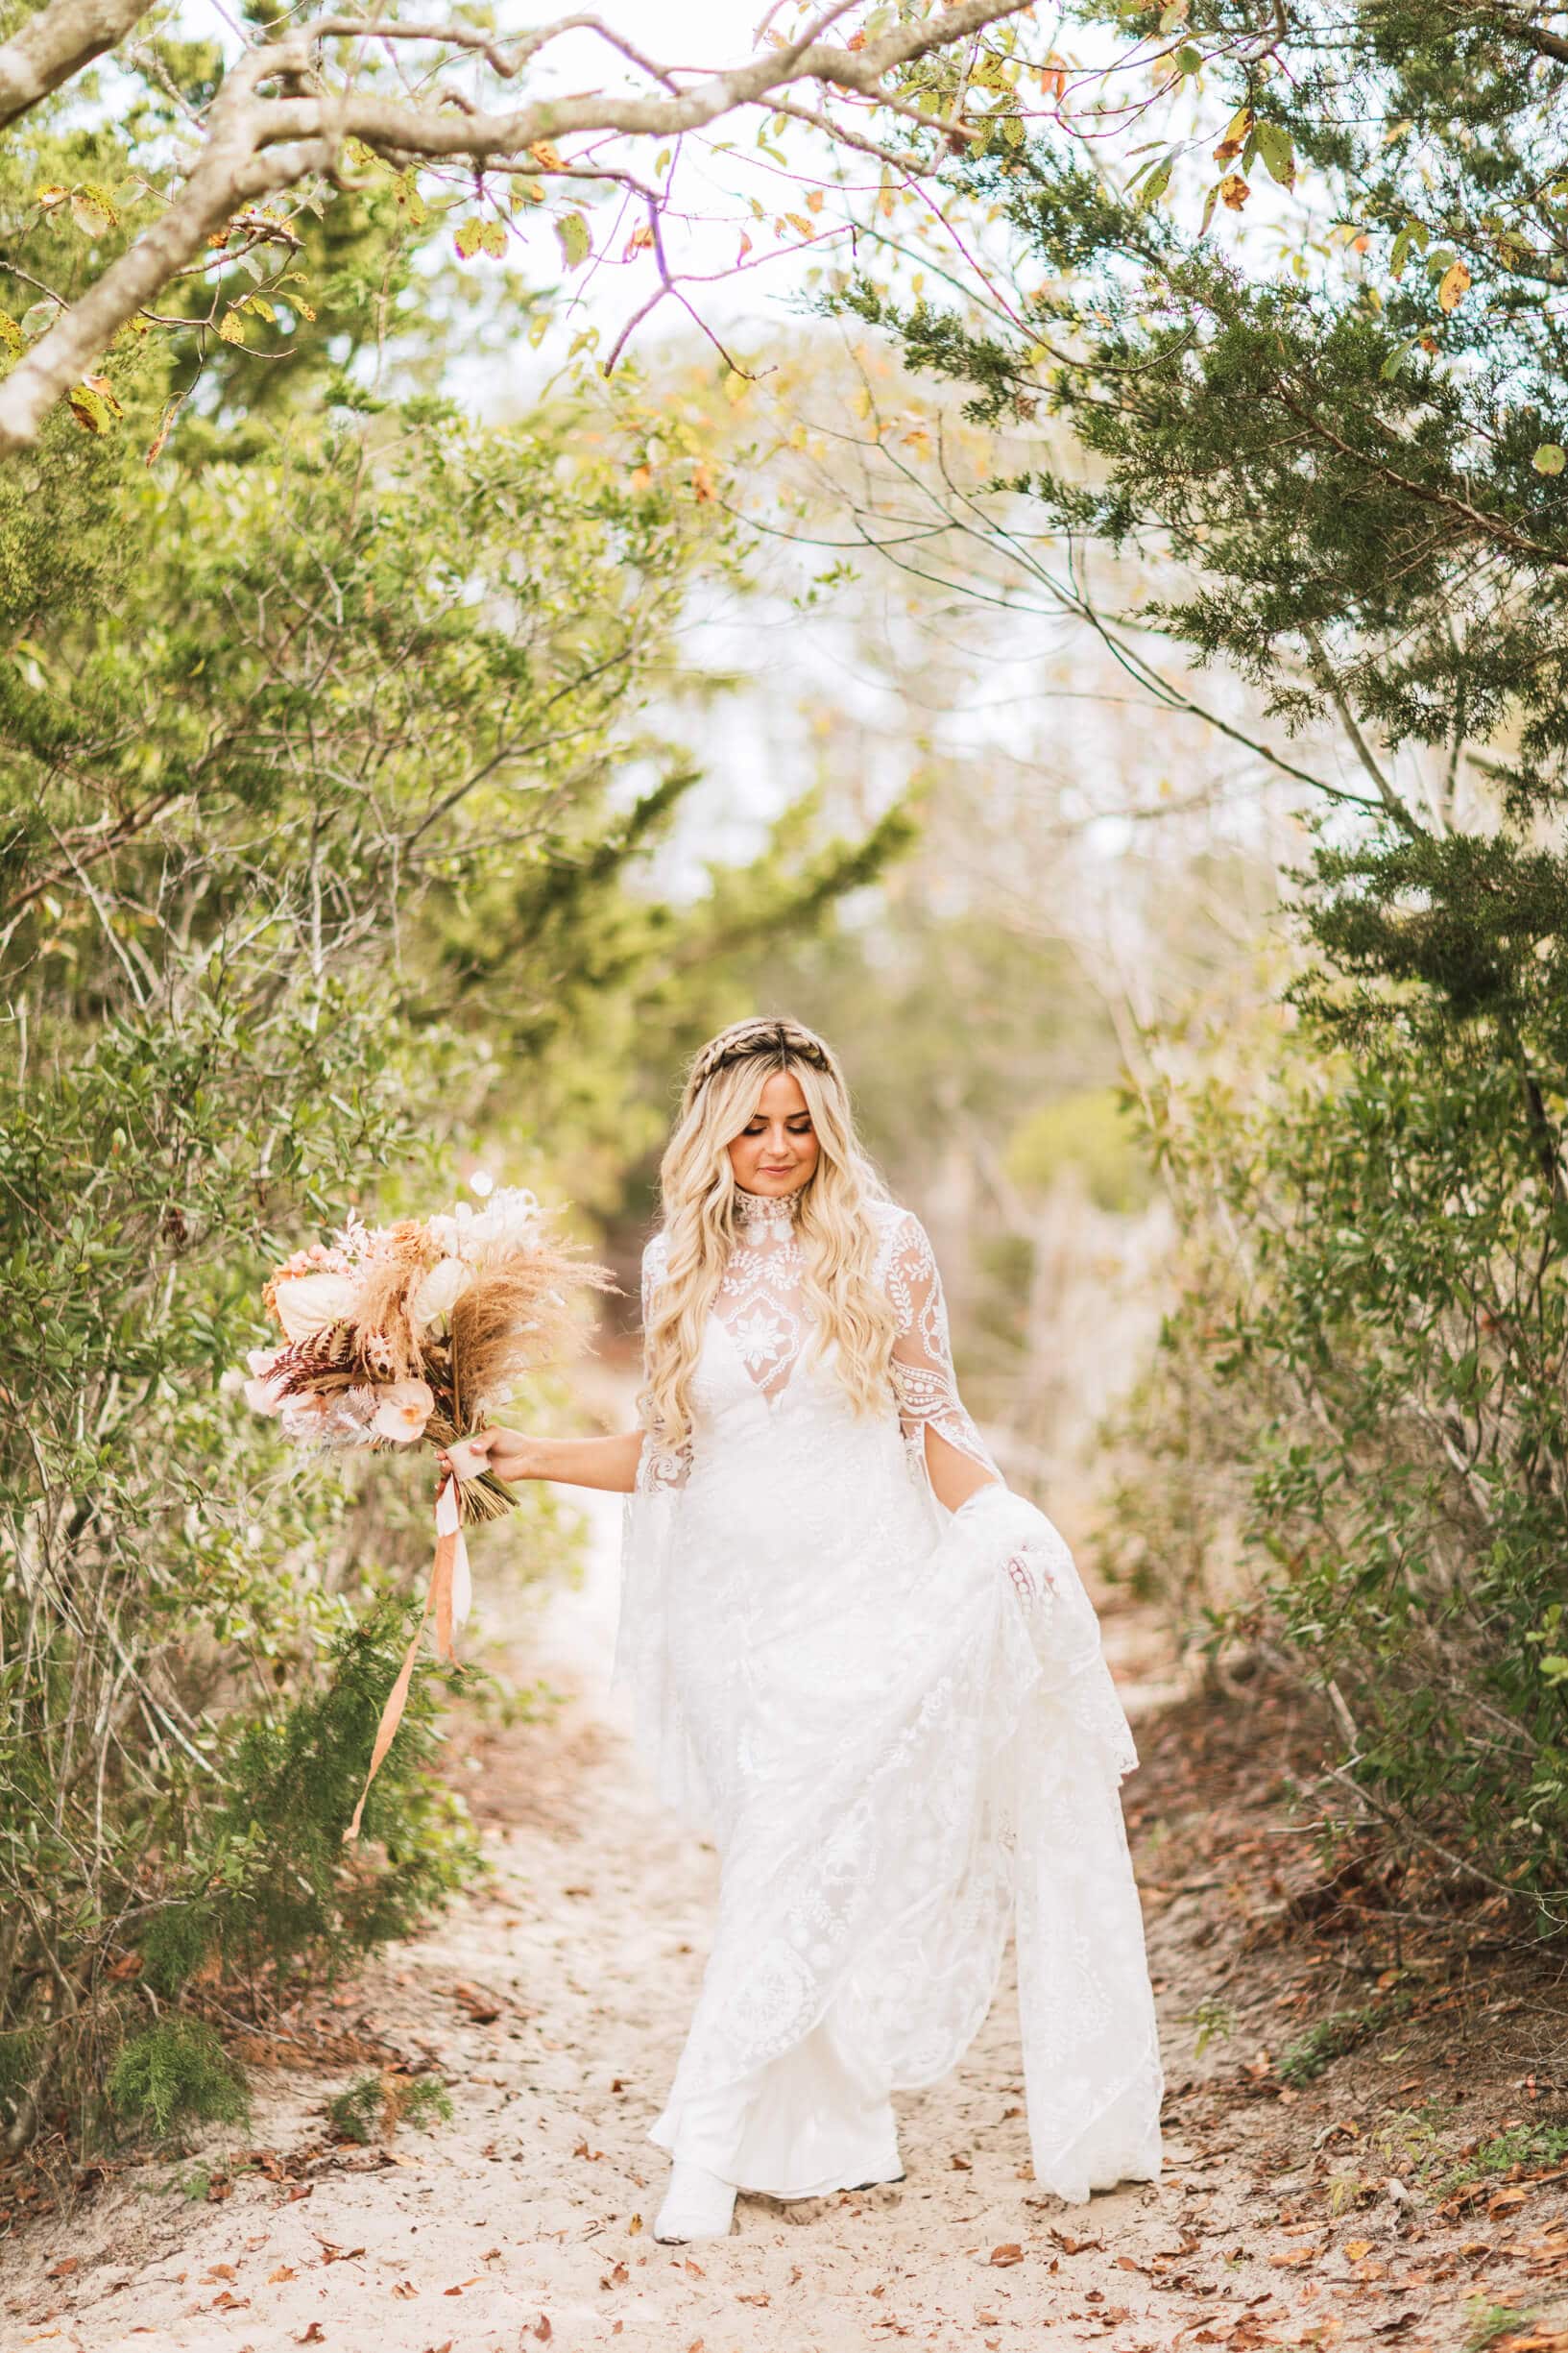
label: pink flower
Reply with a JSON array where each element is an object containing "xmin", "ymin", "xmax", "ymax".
[
  {"xmin": 372, "ymin": 1378, "xmax": 435, "ymax": 1443},
  {"xmin": 244, "ymin": 1374, "xmax": 286, "ymax": 1417}
]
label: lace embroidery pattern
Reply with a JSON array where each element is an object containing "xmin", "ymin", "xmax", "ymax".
[{"xmin": 615, "ymin": 1192, "xmax": 1163, "ymax": 2208}]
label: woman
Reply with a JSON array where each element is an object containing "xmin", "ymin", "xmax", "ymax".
[{"xmin": 446, "ymin": 1017, "xmax": 1164, "ymax": 2244}]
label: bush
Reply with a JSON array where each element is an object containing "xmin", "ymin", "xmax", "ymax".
[
  {"xmin": 107, "ymin": 2020, "xmax": 251, "ymax": 2145},
  {"xmin": 326, "ymin": 2070, "xmax": 453, "ymax": 2144},
  {"xmin": 1107, "ymin": 992, "xmax": 1568, "ymax": 1923}
]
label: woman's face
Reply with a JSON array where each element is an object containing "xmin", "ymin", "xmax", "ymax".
[{"xmin": 727, "ymin": 1066, "xmax": 820, "ymax": 1198}]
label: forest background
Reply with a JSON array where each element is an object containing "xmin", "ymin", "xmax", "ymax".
[{"xmin": 2, "ymin": 0, "xmax": 1566, "ymax": 2172}]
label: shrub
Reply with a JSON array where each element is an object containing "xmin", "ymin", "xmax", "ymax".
[{"xmin": 107, "ymin": 2020, "xmax": 251, "ymax": 2145}]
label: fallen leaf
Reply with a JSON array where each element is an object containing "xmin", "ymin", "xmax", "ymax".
[
  {"xmin": 205, "ymin": 2266, "xmax": 237, "ymax": 2283},
  {"xmin": 269, "ymin": 2267, "xmax": 297, "ymax": 2284},
  {"xmin": 295, "ymin": 2331, "xmax": 326, "ymax": 2346},
  {"xmin": 990, "ymin": 2244, "xmax": 1024, "ymax": 2267},
  {"xmin": 531, "ymin": 2319, "xmax": 552, "ymax": 2343},
  {"xmin": 452, "ymin": 1983, "xmax": 502, "ymax": 2025},
  {"xmin": 951, "ymin": 2152, "xmax": 973, "ymax": 2171},
  {"xmin": 393, "ymin": 2281, "xmax": 418, "ymax": 2298},
  {"xmin": 1344, "ymin": 2241, "xmax": 1375, "ymax": 2261}
]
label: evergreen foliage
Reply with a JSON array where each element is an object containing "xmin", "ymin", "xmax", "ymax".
[
  {"xmin": 107, "ymin": 2019, "xmax": 251, "ymax": 2144},
  {"xmin": 843, "ymin": 0, "xmax": 1568, "ymax": 1907}
]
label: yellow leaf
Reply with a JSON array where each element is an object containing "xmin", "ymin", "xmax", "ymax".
[
  {"xmin": 723, "ymin": 371, "xmax": 748, "ymax": 405},
  {"xmin": 454, "ymin": 217, "xmax": 483, "ymax": 260},
  {"xmin": 34, "ymin": 183, "xmax": 69, "ymax": 209},
  {"xmin": 71, "ymin": 185, "xmax": 118, "ymax": 236},
  {"xmin": 217, "ymin": 311, "xmax": 245, "ymax": 344},
  {"xmin": 736, "ymin": 230, "xmax": 753, "ymax": 264},
  {"xmin": 806, "ymin": 189, "xmax": 825, "ymax": 213},
  {"xmin": 630, "ymin": 464, "xmax": 652, "ymax": 492},
  {"xmin": 530, "ymin": 140, "xmax": 563, "ymax": 171},
  {"xmin": 1214, "ymin": 105, "xmax": 1253, "ymax": 164},
  {"xmin": 851, "ymin": 385, "xmax": 873, "ymax": 419},
  {"xmin": 67, "ymin": 382, "xmax": 109, "ymax": 432},
  {"xmin": 0, "ymin": 311, "xmax": 22, "ymax": 359},
  {"xmin": 1437, "ymin": 258, "xmax": 1471, "ymax": 312},
  {"xmin": 1343, "ymin": 2240, "xmax": 1374, "ymax": 2260},
  {"xmin": 784, "ymin": 211, "xmax": 816, "ymax": 238},
  {"xmin": 83, "ymin": 372, "xmax": 123, "ymax": 417},
  {"xmin": 481, "ymin": 217, "xmax": 506, "ymax": 257},
  {"xmin": 691, "ymin": 460, "xmax": 714, "ymax": 501},
  {"xmin": 1219, "ymin": 173, "xmax": 1251, "ymax": 211}
]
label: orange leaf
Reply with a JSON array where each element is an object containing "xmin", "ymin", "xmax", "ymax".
[{"xmin": 1438, "ymin": 259, "xmax": 1471, "ymax": 312}]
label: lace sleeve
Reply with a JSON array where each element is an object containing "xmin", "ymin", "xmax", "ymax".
[
  {"xmin": 635, "ymin": 1230, "xmax": 692, "ymax": 1494},
  {"xmin": 883, "ymin": 1208, "xmax": 1001, "ymax": 1487}
]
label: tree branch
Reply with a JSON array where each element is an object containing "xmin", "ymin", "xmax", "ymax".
[
  {"xmin": 0, "ymin": 0, "xmax": 1030, "ymax": 453},
  {"xmin": 0, "ymin": 0, "xmax": 148, "ymax": 131}
]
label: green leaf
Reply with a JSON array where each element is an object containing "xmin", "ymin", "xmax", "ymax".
[
  {"xmin": 554, "ymin": 212, "xmax": 591, "ymax": 270},
  {"xmin": 1532, "ymin": 444, "xmax": 1566, "ymax": 476},
  {"xmin": 1254, "ymin": 120, "xmax": 1295, "ymax": 189}
]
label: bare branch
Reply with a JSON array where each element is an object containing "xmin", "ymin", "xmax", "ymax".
[{"xmin": 0, "ymin": 0, "xmax": 1030, "ymax": 454}]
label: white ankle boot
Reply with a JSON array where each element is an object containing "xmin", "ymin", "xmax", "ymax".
[{"xmin": 654, "ymin": 2158, "xmax": 737, "ymax": 2243}]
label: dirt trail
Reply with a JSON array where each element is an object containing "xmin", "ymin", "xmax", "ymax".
[{"xmin": 5, "ymin": 1491, "xmax": 1566, "ymax": 2353}]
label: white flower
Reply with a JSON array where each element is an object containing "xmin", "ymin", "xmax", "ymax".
[
  {"xmin": 272, "ymin": 1269, "xmax": 363, "ymax": 1343},
  {"xmin": 411, "ymin": 1255, "xmax": 473, "ymax": 1327},
  {"xmin": 372, "ymin": 1378, "xmax": 436, "ymax": 1443},
  {"xmin": 426, "ymin": 1186, "xmax": 542, "ymax": 1266}
]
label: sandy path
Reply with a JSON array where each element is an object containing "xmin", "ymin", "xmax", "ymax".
[{"xmin": 6, "ymin": 1492, "xmax": 1503, "ymax": 2353}]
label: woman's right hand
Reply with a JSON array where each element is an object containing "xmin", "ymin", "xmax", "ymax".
[{"xmin": 437, "ymin": 1425, "xmax": 543, "ymax": 1485}]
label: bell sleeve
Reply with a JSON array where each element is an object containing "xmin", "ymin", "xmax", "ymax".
[{"xmin": 885, "ymin": 1207, "xmax": 1002, "ymax": 1484}]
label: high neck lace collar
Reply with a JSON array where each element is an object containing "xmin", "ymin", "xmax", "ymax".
[{"xmin": 733, "ymin": 1183, "xmax": 807, "ymax": 1231}]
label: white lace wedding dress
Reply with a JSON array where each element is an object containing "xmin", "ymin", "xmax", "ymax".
[{"xmin": 614, "ymin": 1187, "xmax": 1164, "ymax": 2206}]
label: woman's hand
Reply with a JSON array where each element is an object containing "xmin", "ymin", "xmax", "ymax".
[{"xmin": 436, "ymin": 1425, "xmax": 542, "ymax": 1485}]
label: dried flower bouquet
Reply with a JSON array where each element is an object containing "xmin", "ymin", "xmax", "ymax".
[{"xmin": 242, "ymin": 1187, "xmax": 613, "ymax": 1836}]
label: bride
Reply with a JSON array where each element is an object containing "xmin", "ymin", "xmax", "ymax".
[{"xmin": 445, "ymin": 1016, "xmax": 1164, "ymax": 2244}]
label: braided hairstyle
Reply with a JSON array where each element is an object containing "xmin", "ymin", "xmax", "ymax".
[{"xmin": 639, "ymin": 1017, "xmax": 898, "ymax": 1454}]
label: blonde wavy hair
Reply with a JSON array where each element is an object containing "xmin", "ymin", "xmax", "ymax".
[{"xmin": 639, "ymin": 1017, "xmax": 899, "ymax": 1454}]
